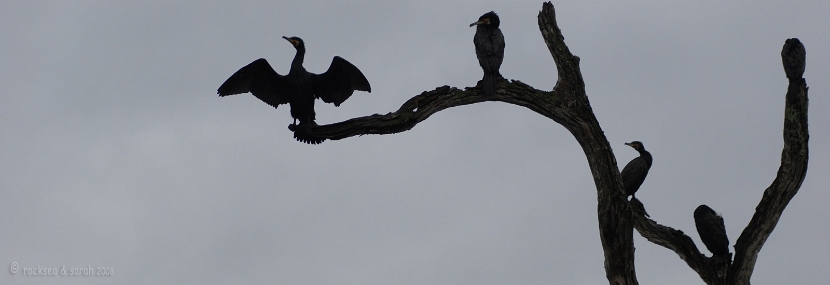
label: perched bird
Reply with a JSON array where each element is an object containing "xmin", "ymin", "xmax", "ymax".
[
  {"xmin": 470, "ymin": 11, "xmax": 505, "ymax": 96},
  {"xmin": 218, "ymin": 36, "xmax": 371, "ymax": 143},
  {"xmin": 694, "ymin": 205, "xmax": 730, "ymax": 257},
  {"xmin": 620, "ymin": 141, "xmax": 653, "ymax": 198},
  {"xmin": 781, "ymin": 38, "xmax": 806, "ymax": 80}
]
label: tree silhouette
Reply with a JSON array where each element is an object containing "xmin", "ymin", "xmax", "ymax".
[{"xmin": 290, "ymin": 3, "xmax": 809, "ymax": 284}]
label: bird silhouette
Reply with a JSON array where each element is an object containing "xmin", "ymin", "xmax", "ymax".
[
  {"xmin": 218, "ymin": 36, "xmax": 371, "ymax": 144},
  {"xmin": 471, "ymin": 11, "xmax": 505, "ymax": 96},
  {"xmin": 620, "ymin": 141, "xmax": 652, "ymax": 198},
  {"xmin": 694, "ymin": 205, "xmax": 730, "ymax": 257}
]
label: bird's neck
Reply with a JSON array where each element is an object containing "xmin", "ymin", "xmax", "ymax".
[
  {"xmin": 640, "ymin": 150, "xmax": 653, "ymax": 164},
  {"xmin": 290, "ymin": 47, "xmax": 306, "ymax": 72}
]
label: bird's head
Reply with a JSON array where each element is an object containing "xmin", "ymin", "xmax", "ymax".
[
  {"xmin": 470, "ymin": 11, "xmax": 500, "ymax": 29},
  {"xmin": 625, "ymin": 141, "xmax": 645, "ymax": 151},
  {"xmin": 282, "ymin": 36, "xmax": 305, "ymax": 49},
  {"xmin": 694, "ymin": 205, "xmax": 720, "ymax": 218}
]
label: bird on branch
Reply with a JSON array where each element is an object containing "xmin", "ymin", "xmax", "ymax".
[
  {"xmin": 694, "ymin": 205, "xmax": 730, "ymax": 257},
  {"xmin": 620, "ymin": 141, "xmax": 652, "ymax": 198},
  {"xmin": 218, "ymin": 36, "xmax": 371, "ymax": 144},
  {"xmin": 471, "ymin": 11, "xmax": 505, "ymax": 96},
  {"xmin": 781, "ymin": 38, "xmax": 806, "ymax": 81}
]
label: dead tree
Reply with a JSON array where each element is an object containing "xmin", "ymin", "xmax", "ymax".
[
  {"xmin": 289, "ymin": 2, "xmax": 809, "ymax": 284},
  {"xmin": 630, "ymin": 36, "xmax": 808, "ymax": 285}
]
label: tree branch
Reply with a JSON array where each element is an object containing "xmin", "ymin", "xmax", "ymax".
[
  {"xmin": 292, "ymin": 3, "xmax": 638, "ymax": 284},
  {"xmin": 631, "ymin": 198, "xmax": 730, "ymax": 284},
  {"xmin": 538, "ymin": 3, "xmax": 637, "ymax": 284},
  {"xmin": 291, "ymin": 4, "xmax": 812, "ymax": 285},
  {"xmin": 289, "ymin": 81, "xmax": 566, "ymax": 142},
  {"xmin": 728, "ymin": 38, "xmax": 809, "ymax": 285},
  {"xmin": 630, "ymin": 39, "xmax": 809, "ymax": 285}
]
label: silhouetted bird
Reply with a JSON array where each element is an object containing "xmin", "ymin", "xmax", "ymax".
[
  {"xmin": 218, "ymin": 36, "xmax": 371, "ymax": 144},
  {"xmin": 470, "ymin": 11, "xmax": 505, "ymax": 96},
  {"xmin": 694, "ymin": 205, "xmax": 730, "ymax": 257},
  {"xmin": 620, "ymin": 141, "xmax": 652, "ymax": 198},
  {"xmin": 781, "ymin": 38, "xmax": 806, "ymax": 80}
]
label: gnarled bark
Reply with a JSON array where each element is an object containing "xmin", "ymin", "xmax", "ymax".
[
  {"xmin": 289, "ymin": 3, "xmax": 808, "ymax": 285},
  {"xmin": 727, "ymin": 39, "xmax": 809, "ymax": 285},
  {"xmin": 630, "ymin": 39, "xmax": 808, "ymax": 285}
]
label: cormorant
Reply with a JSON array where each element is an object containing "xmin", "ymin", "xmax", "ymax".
[
  {"xmin": 620, "ymin": 141, "xmax": 652, "ymax": 198},
  {"xmin": 694, "ymin": 205, "xmax": 730, "ymax": 257},
  {"xmin": 781, "ymin": 38, "xmax": 806, "ymax": 80},
  {"xmin": 217, "ymin": 36, "xmax": 371, "ymax": 143},
  {"xmin": 470, "ymin": 11, "xmax": 505, "ymax": 96}
]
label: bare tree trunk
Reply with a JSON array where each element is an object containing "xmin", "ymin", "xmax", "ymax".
[{"xmin": 291, "ymin": 3, "xmax": 809, "ymax": 285}]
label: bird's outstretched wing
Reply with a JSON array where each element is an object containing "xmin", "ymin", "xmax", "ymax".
[
  {"xmin": 312, "ymin": 56, "xmax": 371, "ymax": 106},
  {"xmin": 217, "ymin": 58, "xmax": 289, "ymax": 109}
]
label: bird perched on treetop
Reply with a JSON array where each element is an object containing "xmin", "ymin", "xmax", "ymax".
[
  {"xmin": 470, "ymin": 11, "xmax": 505, "ymax": 96},
  {"xmin": 217, "ymin": 36, "xmax": 371, "ymax": 144},
  {"xmin": 620, "ymin": 141, "xmax": 652, "ymax": 198},
  {"xmin": 694, "ymin": 205, "xmax": 730, "ymax": 257},
  {"xmin": 781, "ymin": 38, "xmax": 806, "ymax": 81}
]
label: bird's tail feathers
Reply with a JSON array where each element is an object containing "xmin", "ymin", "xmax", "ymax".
[{"xmin": 292, "ymin": 123, "xmax": 326, "ymax": 144}]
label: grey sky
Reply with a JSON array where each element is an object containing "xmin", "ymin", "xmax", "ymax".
[{"xmin": 1, "ymin": 1, "xmax": 828, "ymax": 284}]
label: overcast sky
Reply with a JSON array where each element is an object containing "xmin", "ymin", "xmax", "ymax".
[{"xmin": 1, "ymin": 1, "xmax": 828, "ymax": 284}]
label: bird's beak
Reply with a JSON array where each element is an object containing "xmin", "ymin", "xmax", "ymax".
[
  {"xmin": 625, "ymin": 142, "xmax": 633, "ymax": 147},
  {"xmin": 471, "ymin": 18, "xmax": 491, "ymax": 27},
  {"xmin": 282, "ymin": 36, "xmax": 295, "ymax": 46}
]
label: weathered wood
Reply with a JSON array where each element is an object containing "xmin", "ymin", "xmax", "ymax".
[
  {"xmin": 630, "ymin": 39, "xmax": 809, "ymax": 285},
  {"xmin": 631, "ymin": 198, "xmax": 731, "ymax": 285},
  {"xmin": 289, "ymin": 82, "xmax": 564, "ymax": 142},
  {"xmin": 290, "ymin": 3, "xmax": 808, "ymax": 285},
  {"xmin": 727, "ymin": 39, "xmax": 809, "ymax": 285}
]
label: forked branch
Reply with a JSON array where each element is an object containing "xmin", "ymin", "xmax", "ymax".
[
  {"xmin": 293, "ymin": 2, "xmax": 637, "ymax": 284},
  {"xmin": 292, "ymin": 3, "xmax": 809, "ymax": 285},
  {"xmin": 631, "ymin": 39, "xmax": 808, "ymax": 285}
]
